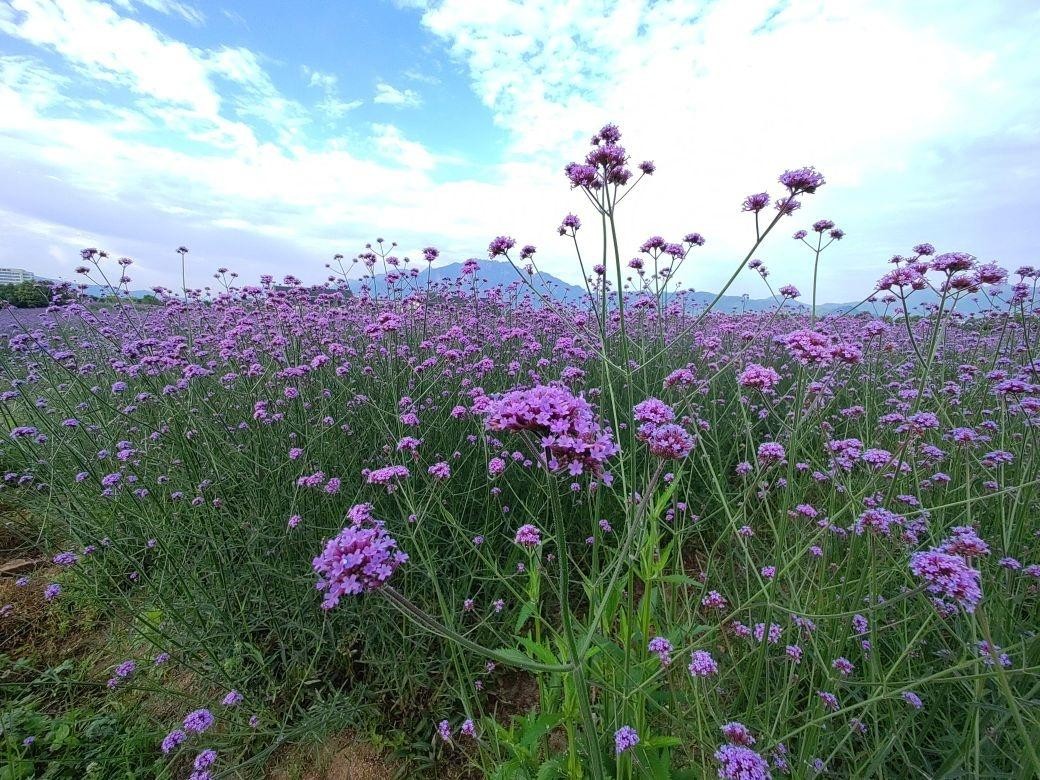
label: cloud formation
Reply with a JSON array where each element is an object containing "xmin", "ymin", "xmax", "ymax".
[{"xmin": 0, "ymin": 0, "xmax": 1037, "ymax": 302}]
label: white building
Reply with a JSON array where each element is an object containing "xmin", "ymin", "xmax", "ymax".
[{"xmin": 0, "ymin": 268, "xmax": 35, "ymax": 285}]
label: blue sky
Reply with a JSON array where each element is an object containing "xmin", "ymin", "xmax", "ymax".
[{"xmin": 1, "ymin": 0, "xmax": 1038, "ymax": 302}]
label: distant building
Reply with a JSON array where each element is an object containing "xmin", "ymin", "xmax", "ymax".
[{"xmin": 0, "ymin": 268, "xmax": 35, "ymax": 285}]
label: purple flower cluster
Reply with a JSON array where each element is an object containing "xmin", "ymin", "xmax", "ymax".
[
  {"xmin": 484, "ymin": 384, "xmax": 618, "ymax": 476},
  {"xmin": 313, "ymin": 512, "xmax": 408, "ymax": 608},
  {"xmin": 909, "ymin": 546, "xmax": 982, "ymax": 612}
]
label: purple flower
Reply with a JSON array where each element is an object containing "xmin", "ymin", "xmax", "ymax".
[
  {"xmin": 779, "ymin": 166, "xmax": 825, "ymax": 194},
  {"xmin": 714, "ymin": 744, "xmax": 772, "ymax": 780},
  {"xmin": 161, "ymin": 729, "xmax": 186, "ymax": 754},
  {"xmin": 688, "ymin": 650, "xmax": 719, "ymax": 677},
  {"xmin": 183, "ymin": 708, "xmax": 215, "ymax": 734},
  {"xmin": 757, "ymin": 442, "xmax": 786, "ymax": 464},
  {"xmin": 222, "ymin": 690, "xmax": 243, "ymax": 707},
  {"xmin": 194, "ymin": 749, "xmax": 218, "ymax": 770},
  {"xmin": 782, "ymin": 329, "xmax": 833, "ymax": 365},
  {"xmin": 817, "ymin": 690, "xmax": 840, "ymax": 711},
  {"xmin": 514, "ymin": 524, "xmax": 541, "ymax": 547},
  {"xmin": 484, "ymin": 385, "xmax": 618, "ymax": 476},
  {"xmin": 648, "ymin": 423, "xmax": 696, "ymax": 459},
  {"xmin": 428, "ymin": 461, "xmax": 451, "ymax": 480},
  {"xmin": 460, "ymin": 718, "xmax": 477, "ymax": 738},
  {"xmin": 902, "ymin": 691, "xmax": 923, "ymax": 709},
  {"xmin": 437, "ymin": 719, "xmax": 452, "ymax": 743},
  {"xmin": 648, "ymin": 636, "xmax": 673, "ymax": 665},
  {"xmin": 488, "ymin": 236, "xmax": 516, "ymax": 258},
  {"xmin": 313, "ymin": 518, "xmax": 407, "ymax": 608},
  {"xmin": 43, "ymin": 583, "xmax": 61, "ymax": 601},
  {"xmin": 831, "ymin": 657, "xmax": 854, "ymax": 676},
  {"xmin": 721, "ymin": 722, "xmax": 755, "ymax": 745},
  {"xmin": 558, "ymin": 213, "xmax": 582, "ymax": 234},
  {"xmin": 614, "ymin": 725, "xmax": 639, "ymax": 754},
  {"xmin": 909, "ymin": 548, "xmax": 982, "ymax": 612},
  {"xmin": 738, "ymin": 364, "xmax": 781, "ymax": 391},
  {"xmin": 742, "ymin": 192, "xmax": 770, "ymax": 213}
]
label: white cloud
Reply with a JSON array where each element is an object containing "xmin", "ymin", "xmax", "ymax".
[
  {"xmin": 303, "ymin": 65, "xmax": 363, "ymax": 119},
  {"xmin": 416, "ymin": 0, "xmax": 1040, "ymax": 298},
  {"xmin": 0, "ymin": 0, "xmax": 1037, "ymax": 302},
  {"xmin": 111, "ymin": 0, "xmax": 205, "ymax": 26},
  {"xmin": 371, "ymin": 123, "xmax": 437, "ymax": 170},
  {"xmin": 403, "ymin": 67, "xmax": 440, "ymax": 85},
  {"xmin": 373, "ymin": 81, "xmax": 422, "ymax": 107},
  {"xmin": 1, "ymin": 0, "xmax": 221, "ymax": 115}
]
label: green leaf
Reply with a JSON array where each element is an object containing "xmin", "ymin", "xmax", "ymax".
[
  {"xmin": 645, "ymin": 735, "xmax": 682, "ymax": 748},
  {"xmin": 515, "ymin": 601, "xmax": 536, "ymax": 633},
  {"xmin": 536, "ymin": 755, "xmax": 565, "ymax": 780},
  {"xmin": 516, "ymin": 636, "xmax": 560, "ymax": 666},
  {"xmin": 656, "ymin": 574, "xmax": 702, "ymax": 587},
  {"xmin": 518, "ymin": 712, "xmax": 564, "ymax": 750},
  {"xmin": 493, "ymin": 647, "xmax": 539, "ymax": 668}
]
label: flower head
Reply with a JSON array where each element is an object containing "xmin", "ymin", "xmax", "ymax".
[
  {"xmin": 313, "ymin": 514, "xmax": 408, "ymax": 608},
  {"xmin": 615, "ymin": 725, "xmax": 640, "ymax": 754}
]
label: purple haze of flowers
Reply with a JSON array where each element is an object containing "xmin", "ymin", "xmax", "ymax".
[
  {"xmin": 909, "ymin": 547, "xmax": 982, "ymax": 612},
  {"xmin": 614, "ymin": 725, "xmax": 640, "ymax": 754},
  {"xmin": 484, "ymin": 384, "xmax": 618, "ymax": 476},
  {"xmin": 714, "ymin": 744, "xmax": 772, "ymax": 780},
  {"xmin": 312, "ymin": 514, "xmax": 408, "ymax": 609}
]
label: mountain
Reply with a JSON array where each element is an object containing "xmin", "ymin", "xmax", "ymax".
[
  {"xmin": 348, "ymin": 260, "xmax": 802, "ymax": 313},
  {"xmin": 346, "ymin": 260, "xmax": 585, "ymax": 301}
]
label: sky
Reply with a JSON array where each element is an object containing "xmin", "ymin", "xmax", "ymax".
[{"xmin": 1, "ymin": 0, "xmax": 1038, "ymax": 302}]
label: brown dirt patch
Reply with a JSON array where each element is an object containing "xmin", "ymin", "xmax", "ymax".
[{"xmin": 267, "ymin": 732, "xmax": 401, "ymax": 780}]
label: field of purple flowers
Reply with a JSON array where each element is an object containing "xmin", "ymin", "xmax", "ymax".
[{"xmin": 2, "ymin": 125, "xmax": 1039, "ymax": 779}]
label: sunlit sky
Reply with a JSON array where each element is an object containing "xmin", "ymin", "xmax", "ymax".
[{"xmin": 1, "ymin": 0, "xmax": 1038, "ymax": 301}]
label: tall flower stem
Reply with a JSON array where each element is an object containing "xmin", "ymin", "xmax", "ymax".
[{"xmin": 549, "ymin": 486, "xmax": 605, "ymax": 779}]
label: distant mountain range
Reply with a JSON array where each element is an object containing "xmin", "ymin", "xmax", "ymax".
[
  {"xmin": 348, "ymin": 260, "xmax": 1010, "ymax": 316},
  {"xmin": 47, "ymin": 263, "xmax": 1011, "ymax": 316}
]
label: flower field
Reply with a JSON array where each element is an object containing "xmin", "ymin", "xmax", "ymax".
[{"xmin": 2, "ymin": 125, "xmax": 1038, "ymax": 779}]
